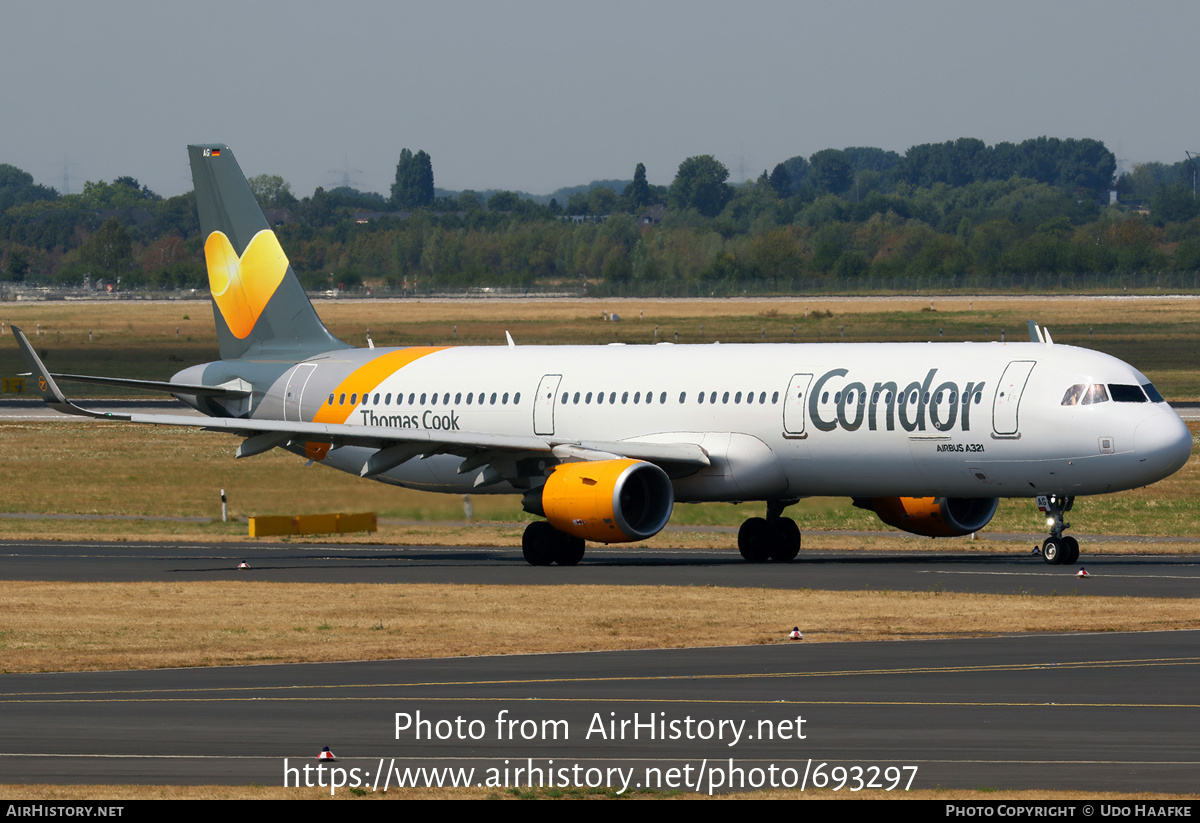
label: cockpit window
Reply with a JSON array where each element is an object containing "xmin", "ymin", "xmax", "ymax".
[
  {"xmin": 1141, "ymin": 382, "xmax": 1166, "ymax": 403},
  {"xmin": 1061, "ymin": 384, "xmax": 1085, "ymax": 406},
  {"xmin": 1109, "ymin": 384, "xmax": 1148, "ymax": 403},
  {"xmin": 1065, "ymin": 384, "xmax": 1110, "ymax": 405}
]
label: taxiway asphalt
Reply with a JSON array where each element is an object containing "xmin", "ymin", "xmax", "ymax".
[{"xmin": 0, "ymin": 631, "xmax": 1196, "ymax": 793}]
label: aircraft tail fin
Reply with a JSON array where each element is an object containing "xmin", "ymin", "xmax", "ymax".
[{"xmin": 188, "ymin": 144, "xmax": 344, "ymax": 360}]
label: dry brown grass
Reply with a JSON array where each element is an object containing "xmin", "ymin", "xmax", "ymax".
[
  {"xmin": 0, "ymin": 581, "xmax": 1196, "ymax": 673},
  {"xmin": 2, "ymin": 417, "xmax": 1199, "ymax": 539},
  {"xmin": 5, "ymin": 294, "xmax": 1200, "ymax": 393}
]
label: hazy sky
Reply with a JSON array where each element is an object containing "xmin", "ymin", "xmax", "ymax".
[{"xmin": 3, "ymin": 0, "xmax": 1197, "ymax": 199}]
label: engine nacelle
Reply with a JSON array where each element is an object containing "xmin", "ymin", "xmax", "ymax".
[
  {"xmin": 522, "ymin": 459, "xmax": 674, "ymax": 543},
  {"xmin": 855, "ymin": 496, "xmax": 999, "ymax": 537}
]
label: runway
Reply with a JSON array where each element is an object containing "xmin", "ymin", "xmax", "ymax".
[
  {"xmin": 2, "ymin": 539, "xmax": 1199, "ymax": 597},
  {"xmin": 0, "ymin": 631, "xmax": 1196, "ymax": 793}
]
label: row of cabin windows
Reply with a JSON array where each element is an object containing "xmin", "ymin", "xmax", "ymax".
[
  {"xmin": 818, "ymin": 389, "xmax": 985, "ymax": 406},
  {"xmin": 557, "ymin": 390, "xmax": 783, "ymax": 406},
  {"xmin": 328, "ymin": 391, "xmax": 521, "ymax": 407}
]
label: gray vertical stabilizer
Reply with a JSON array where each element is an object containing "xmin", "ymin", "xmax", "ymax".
[{"xmin": 188, "ymin": 144, "xmax": 344, "ymax": 361}]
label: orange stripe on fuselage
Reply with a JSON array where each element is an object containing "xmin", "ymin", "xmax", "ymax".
[{"xmin": 312, "ymin": 346, "xmax": 449, "ymax": 425}]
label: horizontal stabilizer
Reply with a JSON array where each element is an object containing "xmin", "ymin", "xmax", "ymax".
[{"xmin": 48, "ymin": 373, "xmax": 250, "ymax": 398}]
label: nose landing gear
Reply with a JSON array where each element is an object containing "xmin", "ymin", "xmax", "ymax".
[{"xmin": 1036, "ymin": 494, "xmax": 1079, "ymax": 565}]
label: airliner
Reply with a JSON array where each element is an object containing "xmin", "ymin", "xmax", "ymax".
[{"xmin": 13, "ymin": 145, "xmax": 1193, "ymax": 566}]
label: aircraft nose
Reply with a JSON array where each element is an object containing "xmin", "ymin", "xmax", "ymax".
[{"xmin": 1134, "ymin": 412, "xmax": 1193, "ymax": 480}]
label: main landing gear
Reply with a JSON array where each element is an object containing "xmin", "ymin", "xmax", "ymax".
[
  {"xmin": 1037, "ymin": 494, "xmax": 1079, "ymax": 565},
  {"xmin": 737, "ymin": 499, "xmax": 802, "ymax": 563},
  {"xmin": 522, "ymin": 521, "xmax": 586, "ymax": 566}
]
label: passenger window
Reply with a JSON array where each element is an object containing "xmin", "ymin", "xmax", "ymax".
[
  {"xmin": 466, "ymin": 393, "xmax": 473, "ymax": 404},
  {"xmin": 351, "ymin": 393, "xmax": 358, "ymax": 405},
  {"xmin": 386, "ymin": 393, "xmax": 392, "ymax": 405},
  {"xmin": 585, "ymin": 392, "xmax": 593, "ymax": 403},
  {"xmin": 561, "ymin": 392, "xmax": 568, "ymax": 404},
  {"xmin": 770, "ymin": 391, "xmax": 778, "ymax": 404},
  {"xmin": 722, "ymin": 392, "xmax": 729, "ymax": 404},
  {"xmin": 735, "ymin": 391, "xmax": 742, "ymax": 403},
  {"xmin": 573, "ymin": 392, "xmax": 580, "ymax": 403},
  {"xmin": 634, "ymin": 392, "xmax": 641, "ymax": 403},
  {"xmin": 660, "ymin": 392, "xmax": 667, "ymax": 404},
  {"xmin": 490, "ymin": 392, "xmax": 497, "ymax": 404},
  {"xmin": 502, "ymin": 392, "xmax": 509, "ymax": 404},
  {"xmin": 339, "ymin": 393, "xmax": 346, "ymax": 405},
  {"xmin": 455, "ymin": 392, "xmax": 461, "ymax": 404},
  {"xmin": 678, "ymin": 392, "xmax": 686, "ymax": 403},
  {"xmin": 622, "ymin": 392, "xmax": 629, "ymax": 404},
  {"xmin": 328, "ymin": 394, "xmax": 335, "ymax": 405},
  {"xmin": 514, "ymin": 392, "xmax": 520, "ymax": 404}
]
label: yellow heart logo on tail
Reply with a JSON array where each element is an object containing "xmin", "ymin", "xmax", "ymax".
[{"xmin": 204, "ymin": 229, "xmax": 288, "ymax": 339}]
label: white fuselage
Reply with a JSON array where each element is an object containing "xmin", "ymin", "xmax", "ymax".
[{"xmin": 247, "ymin": 340, "xmax": 1191, "ymax": 503}]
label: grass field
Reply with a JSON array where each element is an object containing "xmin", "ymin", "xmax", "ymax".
[
  {"xmin": 1, "ymin": 417, "xmax": 1197, "ymax": 541},
  {"xmin": 3, "ymin": 294, "xmax": 1200, "ymax": 395}
]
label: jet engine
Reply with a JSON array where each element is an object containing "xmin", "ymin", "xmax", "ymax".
[
  {"xmin": 522, "ymin": 458, "xmax": 674, "ymax": 543},
  {"xmin": 854, "ymin": 496, "xmax": 999, "ymax": 537}
]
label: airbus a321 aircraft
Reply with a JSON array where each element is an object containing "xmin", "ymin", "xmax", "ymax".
[{"xmin": 14, "ymin": 145, "xmax": 1193, "ymax": 566}]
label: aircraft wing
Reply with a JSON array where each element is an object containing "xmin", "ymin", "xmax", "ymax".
[
  {"xmin": 121, "ymin": 412, "xmax": 711, "ymax": 472},
  {"xmin": 13, "ymin": 326, "xmax": 709, "ymax": 476}
]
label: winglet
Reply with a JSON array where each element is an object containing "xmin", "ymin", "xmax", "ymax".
[{"xmin": 11, "ymin": 327, "xmax": 127, "ymax": 420}]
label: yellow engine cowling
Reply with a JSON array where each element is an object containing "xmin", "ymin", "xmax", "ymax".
[
  {"xmin": 857, "ymin": 496, "xmax": 999, "ymax": 537},
  {"xmin": 522, "ymin": 459, "xmax": 674, "ymax": 543}
]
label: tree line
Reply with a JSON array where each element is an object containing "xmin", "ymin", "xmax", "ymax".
[{"xmin": 2, "ymin": 137, "xmax": 1200, "ymax": 293}]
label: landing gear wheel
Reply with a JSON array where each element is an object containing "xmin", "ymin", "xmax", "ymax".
[
  {"xmin": 738, "ymin": 517, "xmax": 771, "ymax": 562},
  {"xmin": 554, "ymin": 534, "xmax": 586, "ymax": 566},
  {"xmin": 522, "ymin": 521, "xmax": 557, "ymax": 566},
  {"xmin": 769, "ymin": 517, "xmax": 801, "ymax": 562},
  {"xmin": 1036, "ymin": 495, "xmax": 1078, "ymax": 567},
  {"xmin": 1042, "ymin": 536, "xmax": 1065, "ymax": 565},
  {"xmin": 1062, "ymin": 536, "xmax": 1080, "ymax": 565}
]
